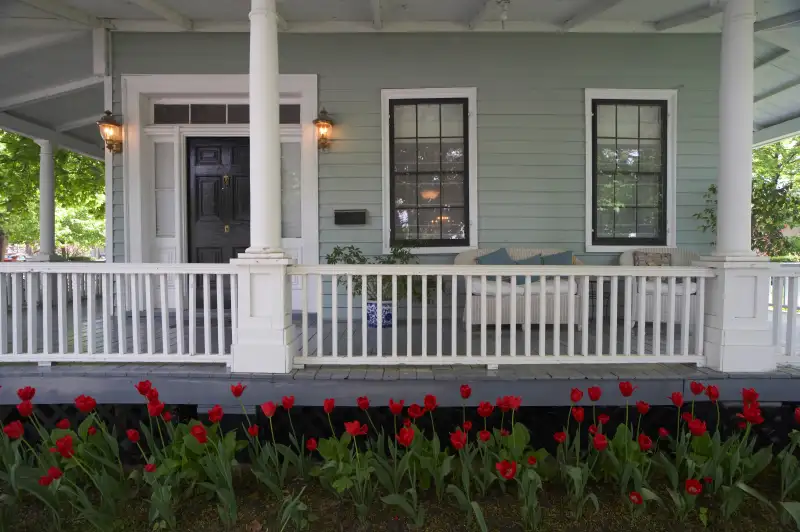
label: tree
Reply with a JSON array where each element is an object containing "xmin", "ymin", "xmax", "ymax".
[
  {"xmin": 0, "ymin": 131, "xmax": 105, "ymax": 257},
  {"xmin": 694, "ymin": 136, "xmax": 800, "ymax": 257}
]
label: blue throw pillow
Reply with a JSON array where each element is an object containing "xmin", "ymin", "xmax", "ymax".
[
  {"xmin": 476, "ymin": 248, "xmax": 514, "ymax": 281},
  {"xmin": 515, "ymin": 255, "xmax": 541, "ymax": 285},
  {"xmin": 541, "ymin": 251, "xmax": 574, "ymax": 266}
]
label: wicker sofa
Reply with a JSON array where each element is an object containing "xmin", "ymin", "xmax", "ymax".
[
  {"xmin": 454, "ymin": 248, "xmax": 583, "ymax": 327},
  {"xmin": 619, "ymin": 247, "xmax": 701, "ymax": 326}
]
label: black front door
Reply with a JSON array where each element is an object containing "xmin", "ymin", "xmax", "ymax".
[{"xmin": 187, "ymin": 138, "xmax": 250, "ymax": 263}]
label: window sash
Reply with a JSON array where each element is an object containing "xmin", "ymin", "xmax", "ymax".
[
  {"xmin": 591, "ymin": 99, "xmax": 669, "ymax": 246},
  {"xmin": 388, "ymin": 98, "xmax": 470, "ymax": 248}
]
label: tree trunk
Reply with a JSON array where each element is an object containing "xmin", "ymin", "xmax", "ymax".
[{"xmin": 0, "ymin": 229, "xmax": 7, "ymax": 261}]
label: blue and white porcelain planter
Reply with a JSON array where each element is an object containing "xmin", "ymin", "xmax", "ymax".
[{"xmin": 366, "ymin": 301, "xmax": 392, "ymax": 328}]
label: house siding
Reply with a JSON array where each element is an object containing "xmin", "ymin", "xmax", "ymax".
[{"xmin": 111, "ymin": 32, "xmax": 719, "ymax": 268}]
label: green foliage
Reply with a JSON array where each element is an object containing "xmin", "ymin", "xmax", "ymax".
[{"xmin": 694, "ymin": 136, "xmax": 800, "ymax": 256}]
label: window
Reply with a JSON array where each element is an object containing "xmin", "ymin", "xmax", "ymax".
[
  {"xmin": 152, "ymin": 103, "xmax": 301, "ymax": 125},
  {"xmin": 585, "ymin": 89, "xmax": 676, "ymax": 252},
  {"xmin": 382, "ymin": 88, "xmax": 478, "ymax": 254}
]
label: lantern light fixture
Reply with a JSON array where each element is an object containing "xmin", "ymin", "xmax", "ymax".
[
  {"xmin": 313, "ymin": 108, "xmax": 333, "ymax": 151},
  {"xmin": 97, "ymin": 111, "xmax": 122, "ymax": 154}
]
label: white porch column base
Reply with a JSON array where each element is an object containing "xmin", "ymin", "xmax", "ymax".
[
  {"xmin": 695, "ymin": 256, "xmax": 776, "ymax": 373},
  {"xmin": 230, "ymin": 256, "xmax": 297, "ymax": 374}
]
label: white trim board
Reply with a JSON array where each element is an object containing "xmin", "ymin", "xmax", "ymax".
[
  {"xmin": 380, "ymin": 87, "xmax": 479, "ymax": 255},
  {"xmin": 583, "ymin": 88, "xmax": 678, "ymax": 253}
]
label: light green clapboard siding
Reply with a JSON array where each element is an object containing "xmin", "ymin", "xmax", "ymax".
[{"xmin": 111, "ymin": 32, "xmax": 720, "ymax": 311}]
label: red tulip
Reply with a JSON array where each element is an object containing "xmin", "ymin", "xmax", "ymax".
[
  {"xmin": 588, "ymin": 424, "xmax": 598, "ymax": 435},
  {"xmin": 658, "ymin": 427, "xmax": 669, "ymax": 438},
  {"xmin": 403, "ymin": 418, "xmax": 412, "ymax": 428},
  {"xmin": 134, "ymin": 380, "xmax": 152, "ymax": 396},
  {"xmin": 55, "ymin": 435, "xmax": 74, "ymax": 458},
  {"xmin": 126, "ymin": 429, "xmax": 140, "ymax": 443},
  {"xmin": 396, "ymin": 426, "xmax": 414, "ymax": 447},
  {"xmin": 162, "ymin": 411, "xmax": 172, "ymax": 423},
  {"xmin": 593, "ymin": 433, "xmax": 608, "ymax": 451},
  {"xmin": 670, "ymin": 392, "xmax": 684, "ymax": 408},
  {"xmin": 357, "ymin": 396, "xmax": 370, "ymax": 410},
  {"xmin": 629, "ymin": 491, "xmax": 643, "ymax": 505},
  {"xmin": 3, "ymin": 421, "xmax": 24, "ymax": 440},
  {"xmin": 500, "ymin": 428, "xmax": 510, "ymax": 437},
  {"xmin": 344, "ymin": 420, "xmax": 368, "ymax": 437},
  {"xmin": 508, "ymin": 396, "xmax": 522, "ymax": 411},
  {"xmin": 636, "ymin": 401, "xmax": 650, "ymax": 415},
  {"xmin": 74, "ymin": 395, "xmax": 96, "ymax": 414},
  {"xmin": 705, "ymin": 385, "xmax": 720, "ymax": 403},
  {"xmin": 424, "ymin": 394, "xmax": 438, "ymax": 412},
  {"xmin": 324, "ymin": 398, "xmax": 335, "ymax": 414},
  {"xmin": 496, "ymin": 460, "xmax": 517, "ymax": 480},
  {"xmin": 704, "ymin": 476, "xmax": 713, "ymax": 485},
  {"xmin": 148, "ymin": 401, "xmax": 165, "ymax": 418},
  {"xmin": 681, "ymin": 412, "xmax": 693, "ymax": 424},
  {"xmin": 450, "ymin": 430, "xmax": 467, "ymax": 450},
  {"xmin": 572, "ymin": 406, "xmax": 585, "ymax": 423},
  {"xmin": 247, "ymin": 425, "xmax": 259, "ymax": 437},
  {"xmin": 190, "ymin": 424, "xmax": 208, "ymax": 444},
  {"xmin": 389, "ymin": 398, "xmax": 404, "ymax": 416},
  {"xmin": 685, "ymin": 479, "xmax": 702, "ymax": 496},
  {"xmin": 737, "ymin": 403, "xmax": 764, "ymax": 426},
  {"xmin": 619, "ymin": 382, "xmax": 636, "ymax": 397},
  {"xmin": 554, "ymin": 431, "xmax": 567, "ymax": 444},
  {"xmin": 39, "ymin": 475, "xmax": 53, "ymax": 486},
  {"xmin": 146, "ymin": 388, "xmax": 159, "ymax": 404},
  {"xmin": 742, "ymin": 388, "xmax": 759, "ymax": 406},
  {"xmin": 56, "ymin": 419, "xmax": 70, "ymax": 430},
  {"xmin": 460, "ymin": 384, "xmax": 472, "ymax": 399},
  {"xmin": 230, "ymin": 383, "xmax": 246, "ymax": 398},
  {"xmin": 17, "ymin": 386, "xmax": 35, "ymax": 401},
  {"xmin": 688, "ymin": 418, "xmax": 707, "ymax": 437},
  {"xmin": 207, "ymin": 404, "xmax": 224, "ymax": 424},
  {"xmin": 47, "ymin": 466, "xmax": 62, "ymax": 480},
  {"xmin": 306, "ymin": 438, "xmax": 318, "ymax": 452},
  {"xmin": 690, "ymin": 381, "xmax": 705, "ymax": 395},
  {"xmin": 598, "ymin": 414, "xmax": 610, "ymax": 425},
  {"xmin": 282, "ymin": 395, "xmax": 295, "ymax": 411},
  {"xmin": 527, "ymin": 456, "xmax": 537, "ymax": 466},
  {"xmin": 407, "ymin": 403, "xmax": 425, "ymax": 419},
  {"xmin": 477, "ymin": 401, "xmax": 494, "ymax": 418},
  {"xmin": 463, "ymin": 421, "xmax": 473, "ymax": 432},
  {"xmin": 795, "ymin": 407, "xmax": 800, "ymax": 425},
  {"xmin": 145, "ymin": 463, "xmax": 156, "ymax": 473},
  {"xmin": 88, "ymin": 426, "xmax": 97, "ymax": 436},
  {"xmin": 738, "ymin": 421, "xmax": 747, "ymax": 430},
  {"xmin": 478, "ymin": 430, "xmax": 491, "ymax": 442},
  {"xmin": 261, "ymin": 401, "xmax": 277, "ymax": 418},
  {"xmin": 588, "ymin": 386, "xmax": 602, "ymax": 402},
  {"xmin": 570, "ymin": 388, "xmax": 583, "ymax": 403},
  {"xmin": 638, "ymin": 433, "xmax": 653, "ymax": 452},
  {"xmin": 17, "ymin": 400, "xmax": 33, "ymax": 417}
]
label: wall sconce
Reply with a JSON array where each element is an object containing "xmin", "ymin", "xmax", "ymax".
[
  {"xmin": 313, "ymin": 108, "xmax": 333, "ymax": 151},
  {"xmin": 97, "ymin": 111, "xmax": 122, "ymax": 154}
]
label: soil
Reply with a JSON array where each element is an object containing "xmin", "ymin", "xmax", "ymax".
[{"xmin": 8, "ymin": 471, "xmax": 795, "ymax": 532}]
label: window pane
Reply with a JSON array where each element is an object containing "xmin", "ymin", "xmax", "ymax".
[
  {"xmin": 394, "ymin": 174, "xmax": 417, "ymax": 207},
  {"xmin": 442, "ymin": 138, "xmax": 464, "ymax": 172},
  {"xmin": 615, "ymin": 208, "xmax": 636, "ymax": 238},
  {"xmin": 616, "ymin": 139, "xmax": 639, "ymax": 172},
  {"xmin": 417, "ymin": 104, "xmax": 440, "ymax": 137},
  {"xmin": 441, "ymin": 104, "xmax": 464, "ymax": 137},
  {"xmin": 393, "ymin": 105, "xmax": 416, "ymax": 137},
  {"xmin": 228, "ymin": 104, "xmax": 249, "ymax": 124},
  {"xmin": 639, "ymin": 139, "xmax": 662, "ymax": 172},
  {"xmin": 617, "ymin": 105, "xmax": 639, "ymax": 138},
  {"xmin": 418, "ymin": 174, "xmax": 441, "ymax": 205},
  {"xmin": 597, "ymin": 208, "xmax": 615, "ymax": 238},
  {"xmin": 393, "ymin": 139, "xmax": 416, "ymax": 173},
  {"xmin": 394, "ymin": 209, "xmax": 417, "ymax": 240},
  {"xmin": 153, "ymin": 104, "xmax": 189, "ymax": 124},
  {"xmin": 637, "ymin": 175, "xmax": 662, "ymax": 207},
  {"xmin": 279, "ymin": 104, "xmax": 301, "ymax": 124},
  {"xmin": 441, "ymin": 208, "xmax": 466, "ymax": 240},
  {"xmin": 441, "ymin": 173, "xmax": 465, "ymax": 206},
  {"xmin": 596, "ymin": 138, "xmax": 617, "ymax": 171},
  {"xmin": 418, "ymin": 209, "xmax": 443, "ymax": 240},
  {"xmin": 640, "ymin": 106, "xmax": 662, "ymax": 138},
  {"xmin": 281, "ymin": 142, "xmax": 302, "ymax": 238},
  {"xmin": 191, "ymin": 104, "xmax": 226, "ymax": 124},
  {"xmin": 596, "ymin": 105, "xmax": 616, "ymax": 137},
  {"xmin": 417, "ymin": 141, "xmax": 441, "ymax": 172},
  {"xmin": 636, "ymin": 208, "xmax": 659, "ymax": 238},
  {"xmin": 615, "ymin": 174, "xmax": 637, "ymax": 205}
]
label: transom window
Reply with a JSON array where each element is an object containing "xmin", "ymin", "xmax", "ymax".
[
  {"xmin": 586, "ymin": 90, "xmax": 676, "ymax": 251},
  {"xmin": 388, "ymin": 98, "xmax": 470, "ymax": 249}
]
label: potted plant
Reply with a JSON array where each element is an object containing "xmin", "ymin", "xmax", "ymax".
[{"xmin": 326, "ymin": 245, "xmax": 431, "ymax": 328}]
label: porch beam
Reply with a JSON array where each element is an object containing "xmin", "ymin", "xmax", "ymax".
[
  {"xmin": 754, "ymin": 9, "xmax": 800, "ymax": 32},
  {"xmin": 0, "ymin": 112, "xmax": 103, "ymax": 159},
  {"xmin": 467, "ymin": 0, "xmax": 494, "ymax": 29},
  {"xmin": 754, "ymin": 48, "xmax": 789, "ymax": 69},
  {"xmin": 16, "ymin": 0, "xmax": 104, "ymax": 28},
  {"xmin": 0, "ymin": 76, "xmax": 103, "ymax": 112},
  {"xmin": 369, "ymin": 0, "xmax": 382, "ymax": 30},
  {"xmin": 55, "ymin": 115, "xmax": 100, "ymax": 132},
  {"xmin": 0, "ymin": 31, "xmax": 83, "ymax": 60},
  {"xmin": 754, "ymin": 76, "xmax": 800, "ymax": 103},
  {"xmin": 127, "ymin": 0, "xmax": 193, "ymax": 31},
  {"xmin": 561, "ymin": 0, "xmax": 624, "ymax": 30},
  {"xmin": 753, "ymin": 114, "xmax": 800, "ymax": 147},
  {"xmin": 653, "ymin": 4, "xmax": 722, "ymax": 31}
]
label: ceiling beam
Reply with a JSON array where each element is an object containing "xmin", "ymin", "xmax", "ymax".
[
  {"xmin": 127, "ymin": 0, "xmax": 192, "ymax": 31},
  {"xmin": 55, "ymin": 115, "xmax": 99, "ymax": 132},
  {"xmin": 369, "ymin": 0, "xmax": 382, "ymax": 30},
  {"xmin": 754, "ymin": 76, "xmax": 800, "ymax": 103},
  {"xmin": 468, "ymin": 0, "xmax": 494, "ymax": 29},
  {"xmin": 653, "ymin": 5, "xmax": 722, "ymax": 31},
  {"xmin": 16, "ymin": 0, "xmax": 103, "ymax": 28},
  {"xmin": 0, "ymin": 76, "xmax": 103, "ymax": 112},
  {"xmin": 0, "ymin": 31, "xmax": 83, "ymax": 60},
  {"xmin": 754, "ymin": 48, "xmax": 789, "ymax": 69},
  {"xmin": 754, "ymin": 114, "xmax": 800, "ymax": 147},
  {"xmin": 0, "ymin": 112, "xmax": 103, "ymax": 159},
  {"xmin": 755, "ymin": 9, "xmax": 800, "ymax": 33},
  {"xmin": 562, "ymin": 0, "xmax": 624, "ymax": 31}
]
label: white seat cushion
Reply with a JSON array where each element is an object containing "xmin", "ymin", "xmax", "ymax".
[
  {"xmin": 643, "ymin": 280, "xmax": 697, "ymax": 295},
  {"xmin": 469, "ymin": 277, "xmax": 577, "ymax": 296}
]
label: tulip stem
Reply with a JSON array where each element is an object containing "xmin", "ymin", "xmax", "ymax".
[
  {"xmin": 238, "ymin": 399, "xmax": 252, "ymax": 427},
  {"xmin": 429, "ymin": 411, "xmax": 437, "ymax": 440},
  {"xmin": 328, "ymin": 413, "xmax": 337, "ymax": 439},
  {"xmin": 155, "ymin": 416, "xmax": 166, "ymax": 451},
  {"xmin": 365, "ymin": 410, "xmax": 378, "ymax": 437},
  {"xmin": 715, "ymin": 402, "xmax": 720, "ymax": 436},
  {"xmin": 676, "ymin": 408, "xmax": 681, "ymax": 441},
  {"xmin": 636, "ymin": 413, "xmax": 642, "ymax": 440}
]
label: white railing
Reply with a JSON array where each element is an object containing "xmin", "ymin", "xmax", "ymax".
[
  {"xmin": 771, "ymin": 264, "xmax": 800, "ymax": 360},
  {"xmin": 289, "ymin": 264, "xmax": 713, "ymax": 367},
  {"xmin": 0, "ymin": 263, "xmax": 237, "ymax": 364}
]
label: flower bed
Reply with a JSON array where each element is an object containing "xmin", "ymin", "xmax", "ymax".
[{"xmin": 1, "ymin": 382, "xmax": 800, "ymax": 531}]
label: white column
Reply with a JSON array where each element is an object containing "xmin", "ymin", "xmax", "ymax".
[
  {"xmin": 715, "ymin": 0, "xmax": 755, "ymax": 257},
  {"xmin": 246, "ymin": 0, "xmax": 283, "ymax": 258},
  {"xmin": 35, "ymin": 139, "xmax": 57, "ymax": 260}
]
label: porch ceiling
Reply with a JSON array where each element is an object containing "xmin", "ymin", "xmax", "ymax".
[{"xmin": 1, "ymin": 0, "xmax": 800, "ymax": 156}]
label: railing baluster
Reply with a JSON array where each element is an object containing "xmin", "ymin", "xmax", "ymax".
[
  {"xmin": 609, "ymin": 276, "xmax": 618, "ymax": 356},
  {"xmin": 346, "ymin": 275, "xmax": 353, "ymax": 358},
  {"xmin": 376, "ymin": 274, "xmax": 382, "ymax": 357},
  {"xmin": 44, "ymin": 274, "xmax": 54, "ymax": 355},
  {"xmin": 594, "ymin": 276, "xmax": 603, "ymax": 356},
  {"xmin": 496, "ymin": 275, "xmax": 503, "ymax": 356},
  {"xmin": 145, "ymin": 274, "xmax": 155, "ymax": 354},
  {"xmin": 539, "ymin": 275, "xmax": 547, "ymax": 356},
  {"xmin": 480, "ymin": 276, "xmax": 487, "ymax": 357},
  {"xmin": 359, "ymin": 275, "xmax": 366, "ymax": 357},
  {"xmin": 72, "ymin": 273, "xmax": 81, "ymax": 354},
  {"xmin": 203, "ymin": 274, "xmax": 211, "ymax": 355},
  {"xmin": 581, "ymin": 276, "xmax": 589, "ymax": 356},
  {"xmin": 230, "ymin": 274, "xmax": 238, "ymax": 350},
  {"xmin": 317, "ymin": 274, "xmax": 324, "ymax": 357},
  {"xmin": 451, "ymin": 274, "xmax": 457, "ymax": 358},
  {"xmin": 0, "ymin": 274, "xmax": 7, "ymax": 354},
  {"xmin": 773, "ymin": 276, "xmax": 784, "ymax": 351},
  {"xmin": 116, "ymin": 274, "xmax": 127, "ymax": 354},
  {"xmin": 681, "ymin": 276, "xmax": 691, "ymax": 356},
  {"xmin": 553, "ymin": 275, "xmax": 561, "ymax": 357},
  {"xmin": 131, "ymin": 274, "xmax": 140, "ymax": 354},
  {"xmin": 524, "ymin": 276, "xmax": 531, "ymax": 356},
  {"xmin": 466, "ymin": 275, "xmax": 473, "ymax": 358},
  {"xmin": 58, "ymin": 274, "xmax": 68, "ymax": 354},
  {"xmin": 510, "ymin": 276, "xmax": 517, "ymax": 356},
  {"xmin": 406, "ymin": 275, "xmax": 412, "ymax": 358},
  {"xmin": 27, "ymin": 273, "xmax": 37, "ymax": 354},
  {"xmin": 11, "ymin": 273, "xmax": 22, "ymax": 354},
  {"xmin": 216, "ymin": 274, "xmax": 225, "ymax": 356},
  {"xmin": 332, "ymin": 275, "xmax": 338, "ymax": 358},
  {"xmin": 437, "ymin": 275, "xmax": 443, "ymax": 357},
  {"xmin": 623, "ymin": 276, "xmax": 632, "ymax": 355},
  {"xmin": 637, "ymin": 276, "xmax": 646, "ymax": 355},
  {"xmin": 175, "ymin": 274, "xmax": 185, "ymax": 355},
  {"xmin": 695, "ymin": 277, "xmax": 705, "ymax": 356},
  {"xmin": 86, "ymin": 274, "xmax": 95, "ymax": 355},
  {"xmin": 667, "ymin": 277, "xmax": 677, "ymax": 356},
  {"xmin": 188, "ymin": 274, "xmax": 196, "ymax": 355},
  {"xmin": 787, "ymin": 277, "xmax": 797, "ymax": 357},
  {"xmin": 653, "ymin": 276, "xmax": 662, "ymax": 357},
  {"xmin": 300, "ymin": 275, "xmax": 308, "ymax": 357},
  {"xmin": 164, "ymin": 274, "xmax": 173, "ymax": 355},
  {"xmin": 421, "ymin": 275, "xmax": 427, "ymax": 357},
  {"xmin": 567, "ymin": 275, "xmax": 576, "ymax": 356},
  {"xmin": 392, "ymin": 275, "xmax": 398, "ymax": 358}
]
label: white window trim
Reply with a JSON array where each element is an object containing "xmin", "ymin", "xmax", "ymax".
[
  {"xmin": 584, "ymin": 88, "xmax": 678, "ymax": 253},
  {"xmin": 381, "ymin": 87, "xmax": 478, "ymax": 255}
]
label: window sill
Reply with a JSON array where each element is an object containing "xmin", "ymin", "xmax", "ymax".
[{"xmin": 383, "ymin": 245, "xmax": 477, "ymax": 256}]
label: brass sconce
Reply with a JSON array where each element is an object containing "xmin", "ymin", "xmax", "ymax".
[
  {"xmin": 313, "ymin": 108, "xmax": 333, "ymax": 151},
  {"xmin": 97, "ymin": 111, "xmax": 122, "ymax": 154}
]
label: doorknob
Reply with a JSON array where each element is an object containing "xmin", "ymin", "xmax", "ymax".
[
  {"xmin": 223, "ymin": 175, "xmax": 230, "ymax": 186},
  {"xmin": 224, "ymin": 224, "xmax": 230, "ymax": 233}
]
